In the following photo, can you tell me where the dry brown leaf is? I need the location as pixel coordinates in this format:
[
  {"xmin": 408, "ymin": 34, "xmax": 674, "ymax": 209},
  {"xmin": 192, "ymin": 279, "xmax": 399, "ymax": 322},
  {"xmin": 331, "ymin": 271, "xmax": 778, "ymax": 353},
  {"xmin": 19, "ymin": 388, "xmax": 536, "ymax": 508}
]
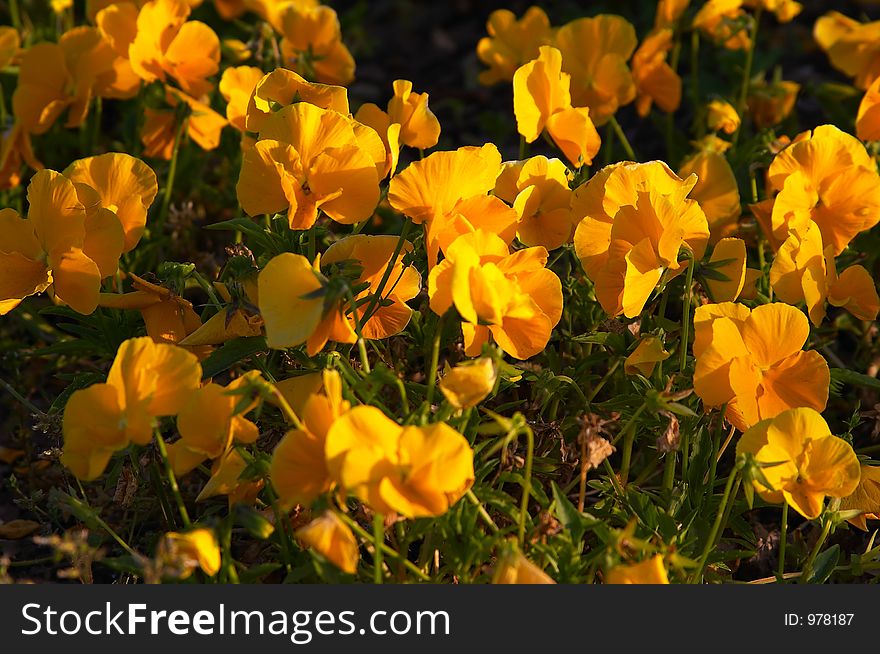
[{"xmin": 0, "ymin": 519, "xmax": 41, "ymax": 539}]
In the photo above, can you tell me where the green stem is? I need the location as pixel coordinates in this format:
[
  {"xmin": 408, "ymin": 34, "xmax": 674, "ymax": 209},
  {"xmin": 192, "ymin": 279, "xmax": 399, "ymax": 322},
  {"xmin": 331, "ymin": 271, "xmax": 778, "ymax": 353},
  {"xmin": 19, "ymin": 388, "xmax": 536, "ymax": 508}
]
[
  {"xmin": 158, "ymin": 116, "xmax": 187, "ymax": 231},
  {"xmin": 608, "ymin": 115, "xmax": 637, "ymax": 161},
  {"xmin": 616, "ymin": 403, "xmax": 647, "ymax": 486},
  {"xmin": 466, "ymin": 489, "xmax": 499, "ymax": 532},
  {"xmin": 307, "ymin": 224, "xmax": 317, "ymax": 261},
  {"xmin": 75, "ymin": 481, "xmax": 140, "ymax": 559},
  {"xmin": 336, "ymin": 511, "xmax": 430, "ymax": 581},
  {"xmin": 691, "ymin": 30, "xmax": 703, "ymax": 138},
  {"xmin": 372, "ymin": 513, "xmax": 385, "ymax": 584},
  {"xmin": 223, "ymin": 510, "xmax": 239, "ymax": 584},
  {"xmin": 0, "ymin": 375, "xmax": 44, "ymax": 416},
  {"xmin": 519, "ymin": 135, "xmax": 527, "ymax": 160},
  {"xmin": 691, "ymin": 470, "xmax": 740, "ymax": 583},
  {"xmin": 344, "ymin": 286, "xmax": 371, "ymax": 374},
  {"xmin": 679, "ymin": 253, "xmax": 695, "ymax": 374},
  {"xmin": 361, "ymin": 219, "xmax": 412, "ymax": 325},
  {"xmin": 733, "ymin": 9, "xmax": 761, "ymax": 147},
  {"xmin": 154, "ymin": 434, "xmax": 191, "ymax": 528},
  {"xmin": 778, "ymin": 501, "xmax": 788, "ymax": 580},
  {"xmin": 585, "ymin": 358, "xmax": 620, "ymax": 404},
  {"xmin": 8, "ymin": 0, "xmax": 20, "ymax": 31},
  {"xmin": 662, "ymin": 450, "xmax": 677, "ymax": 500},
  {"xmin": 518, "ymin": 425, "xmax": 535, "ymax": 547},
  {"xmin": 425, "ymin": 313, "xmax": 445, "ymax": 408},
  {"xmin": 800, "ymin": 500, "xmax": 838, "ymax": 584}
]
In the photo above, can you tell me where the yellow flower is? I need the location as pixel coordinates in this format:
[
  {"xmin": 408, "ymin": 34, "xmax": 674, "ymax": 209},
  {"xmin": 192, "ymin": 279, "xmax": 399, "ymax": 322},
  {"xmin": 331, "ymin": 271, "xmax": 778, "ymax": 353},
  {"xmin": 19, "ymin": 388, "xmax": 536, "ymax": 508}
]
[
  {"xmin": 237, "ymin": 102, "xmax": 383, "ymax": 230},
  {"xmin": 166, "ymin": 371, "xmax": 261, "ymax": 476},
  {"xmin": 278, "ymin": 2, "xmax": 354, "ymax": 85},
  {"xmin": 706, "ymin": 99, "xmax": 741, "ymax": 134},
  {"xmin": 128, "ymin": 0, "xmax": 220, "ymax": 97},
  {"xmin": 476, "ymin": 6, "xmax": 553, "ymax": 86},
  {"xmin": 295, "ymin": 511, "xmax": 359, "ymax": 574},
  {"xmin": 244, "ymin": 67, "xmax": 350, "ymax": 135},
  {"xmin": 244, "ymin": 0, "xmax": 318, "ymax": 29},
  {"xmin": 325, "ymin": 406, "xmax": 474, "ymax": 518},
  {"xmin": 679, "ymin": 150, "xmax": 741, "ymax": 243},
  {"xmin": 654, "ymin": 0, "xmax": 690, "ymax": 29},
  {"xmin": 814, "ymin": 11, "xmax": 880, "ymax": 90},
  {"xmin": 219, "ymin": 66, "xmax": 264, "ymax": 132},
  {"xmin": 493, "ymin": 156, "xmax": 574, "ymax": 250},
  {"xmin": 492, "ymin": 549, "xmax": 556, "ymax": 584},
  {"xmin": 388, "ymin": 144, "xmax": 517, "ymax": 267},
  {"xmin": 702, "ymin": 237, "xmax": 747, "ymax": 303},
  {"xmin": 763, "ymin": 125, "xmax": 880, "ymax": 256},
  {"xmin": 354, "ymin": 80, "xmax": 441, "ymax": 177},
  {"xmin": 605, "ymin": 555, "xmax": 670, "ymax": 584},
  {"xmin": 693, "ymin": 303, "xmax": 829, "ymax": 432},
  {"xmin": 141, "ymin": 88, "xmax": 228, "ymax": 159},
  {"xmin": 61, "ymin": 337, "xmax": 202, "ymax": 480},
  {"xmin": 513, "ymin": 46, "xmax": 601, "ymax": 168},
  {"xmin": 632, "ymin": 29, "xmax": 681, "ymax": 117},
  {"xmin": 840, "ymin": 465, "xmax": 880, "ymax": 530},
  {"xmin": 737, "ymin": 408, "xmax": 860, "ymax": 519},
  {"xmin": 178, "ymin": 280, "xmax": 263, "ymax": 347},
  {"xmin": 0, "ymin": 169, "xmax": 126, "ymax": 315},
  {"xmin": 51, "ymin": 0, "xmax": 73, "ymax": 11},
  {"xmin": 196, "ymin": 448, "xmax": 264, "ymax": 505},
  {"xmin": 744, "ymin": 0, "xmax": 801, "ymax": 22},
  {"xmin": 856, "ymin": 76, "xmax": 880, "ymax": 142},
  {"xmin": 0, "ymin": 124, "xmax": 41, "ymax": 191},
  {"xmin": 439, "ymin": 358, "xmax": 497, "ymax": 410},
  {"xmin": 555, "ymin": 15, "xmax": 638, "ymax": 125},
  {"xmin": 771, "ymin": 222, "xmax": 879, "ymax": 325},
  {"xmin": 624, "ymin": 336, "xmax": 670, "ymax": 377},
  {"xmin": 428, "ymin": 230, "xmax": 563, "ymax": 360},
  {"xmin": 158, "ymin": 528, "xmax": 221, "ymax": 577},
  {"xmin": 271, "ymin": 370, "xmax": 350, "ymax": 508},
  {"xmin": 747, "ymin": 80, "xmax": 799, "ymax": 129},
  {"xmin": 693, "ymin": 0, "xmax": 750, "ymax": 50},
  {"xmin": 0, "ymin": 26, "xmax": 21, "ymax": 69},
  {"xmin": 572, "ymin": 161, "xmax": 710, "ymax": 318}
]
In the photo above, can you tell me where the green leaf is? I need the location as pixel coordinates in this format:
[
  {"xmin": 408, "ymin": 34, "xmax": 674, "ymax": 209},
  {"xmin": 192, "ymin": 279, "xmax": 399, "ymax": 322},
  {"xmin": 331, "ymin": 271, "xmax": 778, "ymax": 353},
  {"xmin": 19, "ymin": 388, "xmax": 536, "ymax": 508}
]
[
  {"xmin": 200, "ymin": 336, "xmax": 267, "ymax": 380},
  {"xmin": 806, "ymin": 544, "xmax": 840, "ymax": 584},
  {"xmin": 831, "ymin": 368, "xmax": 880, "ymax": 392},
  {"xmin": 551, "ymin": 481, "xmax": 586, "ymax": 544}
]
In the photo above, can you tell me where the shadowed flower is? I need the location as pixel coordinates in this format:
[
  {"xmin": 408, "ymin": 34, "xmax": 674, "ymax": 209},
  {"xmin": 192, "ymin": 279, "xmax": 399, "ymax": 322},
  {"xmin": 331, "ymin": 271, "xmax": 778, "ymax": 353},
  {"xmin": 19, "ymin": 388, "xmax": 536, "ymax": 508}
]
[
  {"xmin": 325, "ymin": 405, "xmax": 474, "ymax": 518},
  {"xmin": 632, "ymin": 29, "xmax": 681, "ymax": 117},
  {"xmin": 814, "ymin": 11, "xmax": 880, "ymax": 90},
  {"xmin": 840, "ymin": 465, "xmax": 880, "ymax": 530},
  {"xmin": 278, "ymin": 2, "xmax": 354, "ymax": 85},
  {"xmin": 654, "ymin": 0, "xmax": 690, "ymax": 29},
  {"xmin": 493, "ymin": 156, "xmax": 574, "ymax": 250},
  {"xmin": 142, "ymin": 88, "xmax": 228, "ymax": 159},
  {"xmin": 693, "ymin": 302, "xmax": 829, "ymax": 431},
  {"xmin": 439, "ymin": 357, "xmax": 497, "ymax": 410},
  {"xmin": 572, "ymin": 161, "xmax": 710, "ymax": 318},
  {"xmin": 737, "ymin": 408, "xmax": 860, "ymax": 519},
  {"xmin": 555, "ymin": 15, "xmax": 638, "ymax": 124},
  {"xmin": 744, "ymin": 0, "xmax": 801, "ymax": 23},
  {"xmin": 61, "ymin": 337, "xmax": 202, "ymax": 479},
  {"xmin": 747, "ymin": 79, "xmax": 799, "ymax": 129},
  {"xmin": 702, "ymin": 237, "xmax": 747, "ymax": 303},
  {"xmin": 476, "ymin": 6, "xmax": 553, "ymax": 86},
  {"xmin": 606, "ymin": 555, "xmax": 670, "ymax": 584},
  {"xmin": 707, "ymin": 99, "xmax": 740, "ymax": 134},
  {"xmin": 679, "ymin": 150, "xmax": 741, "ymax": 243},
  {"xmin": 856, "ymin": 76, "xmax": 880, "ymax": 141},
  {"xmin": 624, "ymin": 336, "xmax": 670, "ymax": 377},
  {"xmin": 492, "ymin": 547, "xmax": 556, "ymax": 584},
  {"xmin": 693, "ymin": 0, "xmax": 750, "ymax": 50},
  {"xmin": 219, "ymin": 65, "xmax": 264, "ymax": 132},
  {"xmin": 157, "ymin": 528, "xmax": 221, "ymax": 578},
  {"xmin": 296, "ymin": 511, "xmax": 359, "ymax": 574}
]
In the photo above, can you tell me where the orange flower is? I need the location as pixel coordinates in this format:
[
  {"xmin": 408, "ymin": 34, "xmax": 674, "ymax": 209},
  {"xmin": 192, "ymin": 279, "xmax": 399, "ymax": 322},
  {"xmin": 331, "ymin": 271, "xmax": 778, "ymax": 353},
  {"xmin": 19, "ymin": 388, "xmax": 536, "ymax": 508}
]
[
  {"xmin": 572, "ymin": 161, "xmax": 710, "ymax": 318},
  {"xmin": 702, "ymin": 237, "xmax": 747, "ymax": 303},
  {"xmin": 706, "ymin": 99, "xmax": 740, "ymax": 134},
  {"xmin": 693, "ymin": 0, "xmax": 750, "ymax": 51},
  {"xmin": 219, "ymin": 65, "xmax": 264, "ymax": 132},
  {"xmin": 693, "ymin": 302, "xmax": 829, "ymax": 431},
  {"xmin": 0, "ymin": 26, "xmax": 20, "ymax": 69},
  {"xmin": 493, "ymin": 155, "xmax": 574, "ymax": 250},
  {"xmin": 61, "ymin": 337, "xmax": 202, "ymax": 479},
  {"xmin": 606, "ymin": 555, "xmax": 670, "ymax": 584},
  {"xmin": 428, "ymin": 230, "xmax": 562, "ymax": 360},
  {"xmin": 632, "ymin": 29, "xmax": 681, "ymax": 117},
  {"xmin": 654, "ymin": 0, "xmax": 690, "ymax": 29},
  {"xmin": 492, "ymin": 548, "xmax": 556, "ymax": 584},
  {"xmin": 840, "ymin": 465, "xmax": 880, "ymax": 530},
  {"xmin": 513, "ymin": 46, "xmax": 602, "ymax": 168},
  {"xmin": 295, "ymin": 511, "xmax": 359, "ymax": 574},
  {"xmin": 679, "ymin": 150, "xmax": 741, "ymax": 243},
  {"xmin": 0, "ymin": 124, "xmax": 42, "ymax": 190},
  {"xmin": 237, "ymin": 102, "xmax": 383, "ymax": 230},
  {"xmin": 624, "ymin": 336, "xmax": 670, "ymax": 377},
  {"xmin": 178, "ymin": 280, "xmax": 263, "ymax": 347},
  {"xmin": 744, "ymin": 0, "xmax": 801, "ymax": 22},
  {"xmin": 0, "ymin": 169, "xmax": 126, "ymax": 315},
  {"xmin": 142, "ymin": 88, "xmax": 228, "ymax": 159},
  {"xmin": 128, "ymin": 0, "xmax": 220, "ymax": 97},
  {"xmin": 856, "ymin": 76, "xmax": 880, "ymax": 141},
  {"xmin": 814, "ymin": 11, "xmax": 880, "ymax": 90},
  {"xmin": 278, "ymin": 2, "xmax": 354, "ymax": 85},
  {"xmin": 747, "ymin": 79, "xmax": 799, "ymax": 129},
  {"xmin": 388, "ymin": 144, "xmax": 517, "ymax": 267},
  {"xmin": 476, "ymin": 6, "xmax": 553, "ymax": 86},
  {"xmin": 555, "ymin": 15, "xmax": 637, "ymax": 124}
]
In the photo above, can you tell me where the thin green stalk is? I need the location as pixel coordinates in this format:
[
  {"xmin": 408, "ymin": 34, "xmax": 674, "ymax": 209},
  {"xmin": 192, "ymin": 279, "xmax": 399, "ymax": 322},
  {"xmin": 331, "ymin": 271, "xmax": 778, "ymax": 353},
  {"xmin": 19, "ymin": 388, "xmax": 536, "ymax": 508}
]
[
  {"xmin": 466, "ymin": 489, "xmax": 499, "ymax": 532},
  {"xmin": 157, "ymin": 116, "xmax": 187, "ymax": 231},
  {"xmin": 616, "ymin": 403, "xmax": 647, "ymax": 486},
  {"xmin": 361, "ymin": 219, "xmax": 412, "ymax": 324},
  {"xmin": 800, "ymin": 500, "xmax": 839, "ymax": 584},
  {"xmin": 344, "ymin": 285, "xmax": 371, "ymax": 374},
  {"xmin": 706, "ymin": 406, "xmax": 727, "ymax": 491},
  {"xmin": 662, "ymin": 450, "xmax": 677, "ymax": 500},
  {"xmin": 0, "ymin": 375, "xmax": 44, "ymax": 416},
  {"xmin": 9, "ymin": 0, "xmax": 20, "ymax": 31},
  {"xmin": 608, "ymin": 115, "xmax": 637, "ymax": 161},
  {"xmin": 75, "ymin": 481, "xmax": 140, "ymax": 559},
  {"xmin": 335, "ymin": 511, "xmax": 430, "ymax": 581},
  {"xmin": 307, "ymin": 224, "xmax": 317, "ymax": 262},
  {"xmin": 602, "ymin": 458, "xmax": 627, "ymax": 500},
  {"xmin": 373, "ymin": 513, "xmax": 385, "ymax": 584},
  {"xmin": 89, "ymin": 97, "xmax": 102, "ymax": 155},
  {"xmin": 519, "ymin": 135, "xmax": 527, "ymax": 160},
  {"xmin": 691, "ymin": 31, "xmax": 703, "ymax": 138},
  {"xmin": 154, "ymin": 434, "xmax": 191, "ymax": 528},
  {"xmin": 778, "ymin": 501, "xmax": 788, "ymax": 580},
  {"xmin": 223, "ymin": 510, "xmax": 240, "ymax": 584},
  {"xmin": 691, "ymin": 470, "xmax": 740, "ymax": 583},
  {"xmin": 518, "ymin": 425, "xmax": 535, "ymax": 546},
  {"xmin": 733, "ymin": 9, "xmax": 761, "ymax": 147},
  {"xmin": 679, "ymin": 253, "xmax": 695, "ymax": 373},
  {"xmin": 586, "ymin": 358, "xmax": 620, "ymax": 404},
  {"xmin": 425, "ymin": 313, "xmax": 446, "ymax": 408}
]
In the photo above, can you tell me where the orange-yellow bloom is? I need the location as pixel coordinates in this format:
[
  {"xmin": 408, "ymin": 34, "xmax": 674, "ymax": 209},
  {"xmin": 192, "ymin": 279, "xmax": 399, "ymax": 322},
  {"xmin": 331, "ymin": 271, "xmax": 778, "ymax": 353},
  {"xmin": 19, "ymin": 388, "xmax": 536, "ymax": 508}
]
[
  {"xmin": 624, "ymin": 336, "xmax": 670, "ymax": 377},
  {"xmin": 0, "ymin": 26, "xmax": 20, "ymax": 69},
  {"xmin": 555, "ymin": 15, "xmax": 638, "ymax": 124},
  {"xmin": 814, "ymin": 11, "xmax": 880, "ymax": 90},
  {"xmin": 325, "ymin": 406, "xmax": 474, "ymax": 518},
  {"xmin": 237, "ymin": 103, "xmax": 382, "ymax": 230},
  {"xmin": 693, "ymin": 0, "xmax": 750, "ymax": 50},
  {"xmin": 296, "ymin": 511, "xmax": 358, "ymax": 574},
  {"xmin": 605, "ymin": 555, "xmax": 670, "ymax": 584},
  {"xmin": 693, "ymin": 302, "xmax": 829, "ymax": 432},
  {"xmin": 572, "ymin": 161, "xmax": 710, "ymax": 318},
  {"xmin": 476, "ymin": 6, "xmax": 553, "ymax": 86},
  {"xmin": 271, "ymin": 370, "xmax": 349, "ymax": 508},
  {"xmin": 492, "ymin": 548, "xmax": 556, "ymax": 584},
  {"xmin": 439, "ymin": 357, "xmax": 497, "ymax": 410},
  {"xmin": 219, "ymin": 65, "xmax": 264, "ymax": 132},
  {"xmin": 702, "ymin": 237, "xmax": 747, "ymax": 303},
  {"xmin": 128, "ymin": 0, "xmax": 220, "ymax": 97},
  {"xmin": 513, "ymin": 46, "xmax": 601, "ymax": 168},
  {"xmin": 61, "ymin": 337, "xmax": 202, "ymax": 480},
  {"xmin": 679, "ymin": 150, "xmax": 741, "ymax": 243},
  {"xmin": 737, "ymin": 408, "xmax": 860, "ymax": 519},
  {"xmin": 428, "ymin": 230, "xmax": 562, "ymax": 360},
  {"xmin": 142, "ymin": 88, "xmax": 228, "ymax": 159},
  {"xmin": 747, "ymin": 80, "xmax": 799, "ymax": 129},
  {"xmin": 654, "ymin": 0, "xmax": 690, "ymax": 29},
  {"xmin": 707, "ymin": 99, "xmax": 740, "ymax": 135},
  {"xmin": 744, "ymin": 0, "xmax": 801, "ymax": 22},
  {"xmin": 856, "ymin": 76, "xmax": 880, "ymax": 141},
  {"xmin": 632, "ymin": 29, "xmax": 681, "ymax": 117},
  {"xmin": 278, "ymin": 2, "xmax": 354, "ymax": 85},
  {"xmin": 158, "ymin": 528, "xmax": 221, "ymax": 577},
  {"xmin": 493, "ymin": 156, "xmax": 574, "ymax": 250},
  {"xmin": 840, "ymin": 465, "xmax": 880, "ymax": 530}
]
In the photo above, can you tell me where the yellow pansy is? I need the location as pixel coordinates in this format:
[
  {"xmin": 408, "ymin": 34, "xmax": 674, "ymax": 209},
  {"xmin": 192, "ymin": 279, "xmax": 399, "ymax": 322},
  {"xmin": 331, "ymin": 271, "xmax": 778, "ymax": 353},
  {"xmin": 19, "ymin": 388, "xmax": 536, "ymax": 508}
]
[
  {"xmin": 693, "ymin": 0, "xmax": 750, "ymax": 50},
  {"xmin": 624, "ymin": 336, "xmax": 670, "ymax": 377},
  {"xmin": 296, "ymin": 511, "xmax": 359, "ymax": 575},
  {"xmin": 632, "ymin": 29, "xmax": 681, "ymax": 117},
  {"xmin": 606, "ymin": 555, "xmax": 670, "ymax": 584},
  {"xmin": 158, "ymin": 528, "xmax": 221, "ymax": 577},
  {"xmin": 707, "ymin": 99, "xmax": 741, "ymax": 134},
  {"xmin": 439, "ymin": 358, "xmax": 497, "ymax": 410},
  {"xmin": 840, "ymin": 465, "xmax": 880, "ymax": 530},
  {"xmin": 476, "ymin": 6, "xmax": 553, "ymax": 86},
  {"xmin": 277, "ymin": 2, "xmax": 354, "ymax": 85},
  {"xmin": 814, "ymin": 11, "xmax": 880, "ymax": 90},
  {"xmin": 747, "ymin": 80, "xmax": 799, "ymax": 129},
  {"xmin": 703, "ymin": 237, "xmax": 747, "ymax": 303},
  {"xmin": 219, "ymin": 66, "xmax": 264, "ymax": 132},
  {"xmin": 679, "ymin": 150, "xmax": 741, "ymax": 243}
]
